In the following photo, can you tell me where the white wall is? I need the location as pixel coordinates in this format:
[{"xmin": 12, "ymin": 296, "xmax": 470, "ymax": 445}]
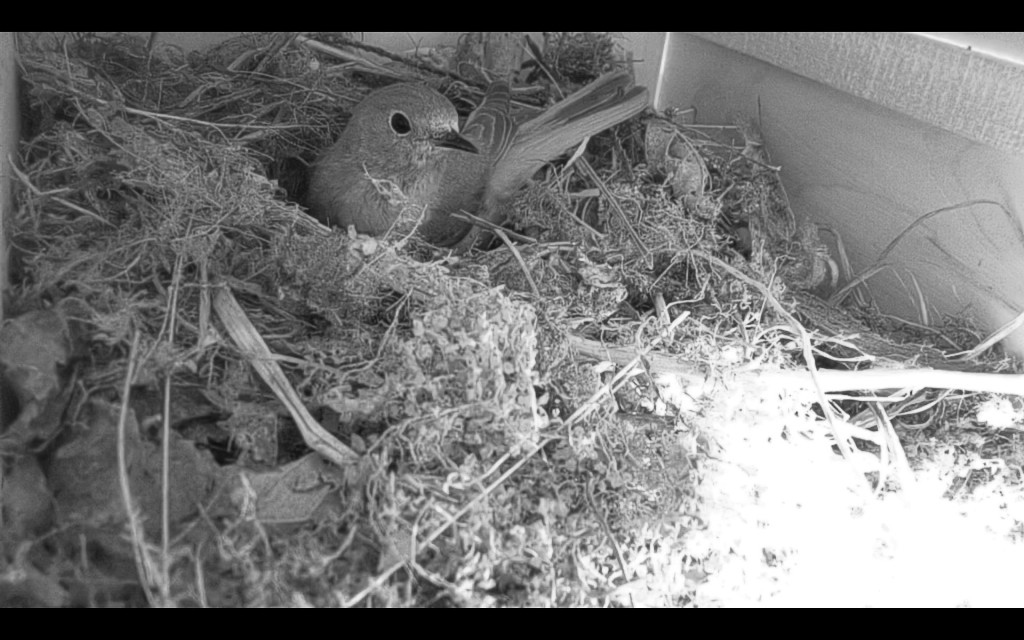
[
  {"xmin": 922, "ymin": 32, "xmax": 1024, "ymax": 65},
  {"xmin": 657, "ymin": 33, "xmax": 1024, "ymax": 356}
]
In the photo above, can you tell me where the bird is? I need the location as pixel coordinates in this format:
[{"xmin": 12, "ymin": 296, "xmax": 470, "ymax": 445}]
[{"xmin": 307, "ymin": 71, "xmax": 649, "ymax": 248}]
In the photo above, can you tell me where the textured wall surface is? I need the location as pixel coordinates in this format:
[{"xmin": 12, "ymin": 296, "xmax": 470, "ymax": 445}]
[{"xmin": 691, "ymin": 32, "xmax": 1024, "ymax": 157}]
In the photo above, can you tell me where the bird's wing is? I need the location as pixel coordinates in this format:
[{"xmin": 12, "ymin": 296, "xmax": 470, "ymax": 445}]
[
  {"xmin": 488, "ymin": 71, "xmax": 649, "ymax": 202},
  {"xmin": 461, "ymin": 81, "xmax": 517, "ymax": 160}
]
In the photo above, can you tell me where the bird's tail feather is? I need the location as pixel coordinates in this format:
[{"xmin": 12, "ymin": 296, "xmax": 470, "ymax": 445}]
[{"xmin": 489, "ymin": 71, "xmax": 649, "ymax": 198}]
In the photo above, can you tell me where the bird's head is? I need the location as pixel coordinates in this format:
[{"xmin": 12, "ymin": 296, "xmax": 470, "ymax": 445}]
[{"xmin": 345, "ymin": 83, "xmax": 478, "ymax": 174}]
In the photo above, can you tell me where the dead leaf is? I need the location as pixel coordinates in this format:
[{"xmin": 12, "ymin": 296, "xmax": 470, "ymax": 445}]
[
  {"xmin": 223, "ymin": 402, "xmax": 279, "ymax": 468},
  {"xmin": 0, "ymin": 309, "xmax": 73, "ymax": 443},
  {"xmin": 1, "ymin": 455, "xmax": 54, "ymax": 537},
  {"xmin": 133, "ymin": 431, "xmax": 221, "ymax": 538},
  {"xmin": 644, "ymin": 119, "xmax": 709, "ymax": 199},
  {"xmin": 47, "ymin": 397, "xmax": 220, "ymax": 537},
  {"xmin": 0, "ymin": 543, "xmax": 69, "ymax": 607},
  {"xmin": 47, "ymin": 398, "xmax": 141, "ymax": 529},
  {"xmin": 239, "ymin": 453, "xmax": 343, "ymax": 524},
  {"xmin": 377, "ymin": 528, "xmax": 414, "ymax": 573}
]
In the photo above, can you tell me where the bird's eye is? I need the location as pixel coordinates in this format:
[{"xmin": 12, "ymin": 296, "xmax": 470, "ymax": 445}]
[{"xmin": 389, "ymin": 112, "xmax": 412, "ymax": 135}]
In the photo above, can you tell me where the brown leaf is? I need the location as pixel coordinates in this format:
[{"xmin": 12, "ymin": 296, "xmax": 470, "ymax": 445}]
[
  {"xmin": 133, "ymin": 431, "xmax": 221, "ymax": 538},
  {"xmin": 47, "ymin": 398, "xmax": 142, "ymax": 529},
  {"xmin": 644, "ymin": 119, "xmax": 709, "ymax": 199},
  {"xmin": 1, "ymin": 455, "xmax": 54, "ymax": 537},
  {"xmin": 237, "ymin": 453, "xmax": 343, "ymax": 524},
  {"xmin": 0, "ymin": 543, "xmax": 69, "ymax": 607},
  {"xmin": 0, "ymin": 309, "xmax": 73, "ymax": 443},
  {"xmin": 48, "ymin": 396, "xmax": 223, "ymax": 542}
]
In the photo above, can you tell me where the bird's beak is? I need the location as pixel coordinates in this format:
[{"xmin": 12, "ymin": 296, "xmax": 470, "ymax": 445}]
[{"xmin": 433, "ymin": 130, "xmax": 478, "ymax": 154}]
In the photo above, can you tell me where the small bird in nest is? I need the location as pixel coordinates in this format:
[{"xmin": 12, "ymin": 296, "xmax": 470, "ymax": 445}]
[{"xmin": 307, "ymin": 71, "xmax": 649, "ymax": 248}]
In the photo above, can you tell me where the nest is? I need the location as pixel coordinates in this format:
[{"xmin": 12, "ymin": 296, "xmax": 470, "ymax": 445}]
[{"xmin": 2, "ymin": 32, "xmax": 1022, "ymax": 608}]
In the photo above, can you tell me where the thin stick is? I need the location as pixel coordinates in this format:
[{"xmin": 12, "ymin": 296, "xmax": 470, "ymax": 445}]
[
  {"xmin": 125, "ymin": 106, "xmax": 309, "ymax": 131},
  {"xmin": 252, "ymin": 32, "xmax": 296, "ymax": 76},
  {"xmin": 818, "ymin": 224, "xmax": 867, "ymax": 306},
  {"xmin": 585, "ymin": 478, "xmax": 632, "ymax": 594},
  {"xmin": 292, "ymin": 35, "xmax": 407, "ymax": 81},
  {"xmin": 117, "ymin": 331, "xmax": 158, "ymax": 606},
  {"xmin": 872, "ymin": 404, "xmax": 891, "ymax": 498},
  {"xmin": 491, "ymin": 227, "xmax": 542, "ymax": 299},
  {"xmin": 688, "ymin": 250, "xmax": 860, "ymax": 469},
  {"xmin": 577, "ymin": 157, "xmax": 650, "ymax": 263},
  {"xmin": 958, "ymin": 307, "xmax": 1024, "ymax": 361},
  {"xmin": 876, "ymin": 199, "xmax": 1024, "ymax": 265},
  {"xmin": 871, "ymin": 404, "xmax": 916, "ymax": 493},
  {"xmin": 213, "ymin": 287, "xmax": 358, "ymax": 466},
  {"xmin": 451, "ymin": 210, "xmax": 538, "ymax": 244},
  {"xmin": 569, "ymin": 334, "xmax": 1024, "ymax": 395},
  {"xmin": 522, "ymin": 35, "xmax": 565, "ymax": 100},
  {"xmin": 159, "ymin": 254, "xmax": 184, "ymax": 604},
  {"xmin": 907, "ymin": 270, "xmax": 929, "ymax": 326},
  {"xmin": 8, "ymin": 160, "xmax": 117, "ymax": 228},
  {"xmin": 297, "ymin": 34, "xmax": 478, "ymax": 86},
  {"xmin": 829, "ymin": 263, "xmax": 893, "ymax": 306}
]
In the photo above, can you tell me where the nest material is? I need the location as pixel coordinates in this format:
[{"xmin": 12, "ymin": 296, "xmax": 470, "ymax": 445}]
[{"xmin": 2, "ymin": 32, "xmax": 1017, "ymax": 608}]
